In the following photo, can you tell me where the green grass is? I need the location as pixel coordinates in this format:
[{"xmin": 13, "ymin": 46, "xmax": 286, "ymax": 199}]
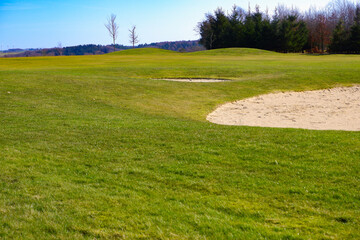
[{"xmin": 0, "ymin": 48, "xmax": 359, "ymax": 239}]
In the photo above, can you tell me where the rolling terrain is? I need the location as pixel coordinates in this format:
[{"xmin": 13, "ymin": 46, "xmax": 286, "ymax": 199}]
[{"xmin": 0, "ymin": 48, "xmax": 359, "ymax": 239}]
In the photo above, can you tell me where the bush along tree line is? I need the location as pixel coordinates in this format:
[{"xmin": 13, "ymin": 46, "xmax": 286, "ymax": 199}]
[{"xmin": 198, "ymin": 0, "xmax": 360, "ymax": 53}]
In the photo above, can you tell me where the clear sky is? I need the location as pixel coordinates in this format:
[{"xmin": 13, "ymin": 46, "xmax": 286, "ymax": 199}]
[{"xmin": 0, "ymin": 0, "xmax": 332, "ymax": 50}]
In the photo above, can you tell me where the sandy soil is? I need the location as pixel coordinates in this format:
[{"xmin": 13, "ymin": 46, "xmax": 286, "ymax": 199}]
[
  {"xmin": 207, "ymin": 86, "xmax": 360, "ymax": 131},
  {"xmin": 156, "ymin": 78, "xmax": 230, "ymax": 82}
]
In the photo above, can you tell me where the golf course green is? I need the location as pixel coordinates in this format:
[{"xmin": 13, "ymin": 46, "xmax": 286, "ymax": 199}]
[{"xmin": 0, "ymin": 48, "xmax": 359, "ymax": 239}]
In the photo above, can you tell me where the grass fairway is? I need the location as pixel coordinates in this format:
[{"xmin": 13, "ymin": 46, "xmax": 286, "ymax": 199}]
[{"xmin": 0, "ymin": 48, "xmax": 359, "ymax": 239}]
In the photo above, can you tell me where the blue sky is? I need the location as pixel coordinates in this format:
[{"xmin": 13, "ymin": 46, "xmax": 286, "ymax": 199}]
[{"xmin": 0, "ymin": 0, "xmax": 331, "ymax": 50}]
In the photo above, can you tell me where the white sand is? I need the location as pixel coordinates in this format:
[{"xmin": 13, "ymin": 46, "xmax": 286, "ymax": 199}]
[
  {"xmin": 155, "ymin": 78, "xmax": 230, "ymax": 82},
  {"xmin": 207, "ymin": 86, "xmax": 360, "ymax": 131}
]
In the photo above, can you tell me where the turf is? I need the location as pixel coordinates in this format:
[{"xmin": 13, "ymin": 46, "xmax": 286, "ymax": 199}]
[{"xmin": 0, "ymin": 48, "xmax": 359, "ymax": 239}]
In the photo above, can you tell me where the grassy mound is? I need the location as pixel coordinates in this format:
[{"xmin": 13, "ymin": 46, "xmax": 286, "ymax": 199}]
[
  {"xmin": 108, "ymin": 47, "xmax": 178, "ymax": 55},
  {"xmin": 189, "ymin": 47, "xmax": 279, "ymax": 56}
]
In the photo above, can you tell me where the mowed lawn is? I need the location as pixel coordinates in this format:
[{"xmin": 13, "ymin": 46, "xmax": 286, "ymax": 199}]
[{"xmin": 0, "ymin": 48, "xmax": 359, "ymax": 239}]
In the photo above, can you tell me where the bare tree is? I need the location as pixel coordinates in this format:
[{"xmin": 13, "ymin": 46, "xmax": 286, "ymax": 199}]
[
  {"xmin": 105, "ymin": 14, "xmax": 119, "ymax": 52},
  {"xmin": 55, "ymin": 42, "xmax": 63, "ymax": 56},
  {"xmin": 315, "ymin": 13, "xmax": 331, "ymax": 52},
  {"xmin": 305, "ymin": 6, "xmax": 317, "ymax": 51},
  {"xmin": 128, "ymin": 25, "xmax": 139, "ymax": 48},
  {"xmin": 327, "ymin": 0, "xmax": 357, "ymax": 30}
]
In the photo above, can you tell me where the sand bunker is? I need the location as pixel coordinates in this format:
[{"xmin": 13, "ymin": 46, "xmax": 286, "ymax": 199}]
[
  {"xmin": 156, "ymin": 78, "xmax": 230, "ymax": 82},
  {"xmin": 207, "ymin": 86, "xmax": 360, "ymax": 131}
]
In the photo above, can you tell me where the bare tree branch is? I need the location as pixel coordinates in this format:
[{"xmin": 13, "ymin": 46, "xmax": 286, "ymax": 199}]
[
  {"xmin": 55, "ymin": 42, "xmax": 63, "ymax": 56},
  {"xmin": 105, "ymin": 14, "xmax": 119, "ymax": 52},
  {"xmin": 129, "ymin": 25, "xmax": 139, "ymax": 48}
]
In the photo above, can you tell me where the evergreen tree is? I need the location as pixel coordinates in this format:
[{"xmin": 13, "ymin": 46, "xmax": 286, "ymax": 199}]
[
  {"xmin": 349, "ymin": 7, "xmax": 360, "ymax": 53},
  {"xmin": 197, "ymin": 5, "xmax": 311, "ymax": 53},
  {"xmin": 198, "ymin": 15, "xmax": 216, "ymax": 49},
  {"xmin": 270, "ymin": 11, "xmax": 281, "ymax": 51},
  {"xmin": 228, "ymin": 6, "xmax": 245, "ymax": 47},
  {"xmin": 277, "ymin": 15, "xmax": 308, "ymax": 52},
  {"xmin": 329, "ymin": 20, "xmax": 349, "ymax": 53},
  {"xmin": 260, "ymin": 18, "xmax": 275, "ymax": 50},
  {"xmin": 243, "ymin": 14, "xmax": 256, "ymax": 47},
  {"xmin": 252, "ymin": 10, "xmax": 264, "ymax": 48},
  {"xmin": 212, "ymin": 8, "xmax": 231, "ymax": 48}
]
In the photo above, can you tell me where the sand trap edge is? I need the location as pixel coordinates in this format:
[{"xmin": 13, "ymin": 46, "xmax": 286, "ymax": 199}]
[{"xmin": 207, "ymin": 85, "xmax": 360, "ymax": 131}]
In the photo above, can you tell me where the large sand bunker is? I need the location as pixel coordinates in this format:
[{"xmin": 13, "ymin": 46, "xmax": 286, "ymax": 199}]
[{"xmin": 207, "ymin": 86, "xmax": 360, "ymax": 131}]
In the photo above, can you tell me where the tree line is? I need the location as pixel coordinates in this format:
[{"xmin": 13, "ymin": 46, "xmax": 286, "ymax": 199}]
[
  {"xmin": 0, "ymin": 41, "xmax": 204, "ymax": 58},
  {"xmin": 198, "ymin": 0, "xmax": 360, "ymax": 53}
]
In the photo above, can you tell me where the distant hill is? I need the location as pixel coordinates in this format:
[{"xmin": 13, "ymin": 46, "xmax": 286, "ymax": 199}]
[
  {"xmin": 0, "ymin": 40, "xmax": 205, "ymax": 57},
  {"xmin": 2, "ymin": 48, "xmax": 26, "ymax": 53}
]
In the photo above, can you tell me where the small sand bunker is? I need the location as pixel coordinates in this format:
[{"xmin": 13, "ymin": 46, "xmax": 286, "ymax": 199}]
[
  {"xmin": 156, "ymin": 78, "xmax": 230, "ymax": 82},
  {"xmin": 207, "ymin": 86, "xmax": 360, "ymax": 131}
]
